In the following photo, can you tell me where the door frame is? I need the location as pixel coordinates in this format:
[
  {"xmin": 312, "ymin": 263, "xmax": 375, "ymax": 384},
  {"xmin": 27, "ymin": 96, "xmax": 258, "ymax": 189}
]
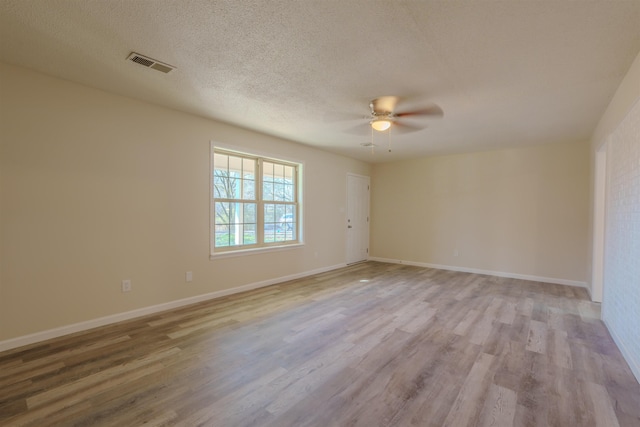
[
  {"xmin": 346, "ymin": 173, "xmax": 370, "ymax": 265},
  {"xmin": 591, "ymin": 143, "xmax": 607, "ymax": 303}
]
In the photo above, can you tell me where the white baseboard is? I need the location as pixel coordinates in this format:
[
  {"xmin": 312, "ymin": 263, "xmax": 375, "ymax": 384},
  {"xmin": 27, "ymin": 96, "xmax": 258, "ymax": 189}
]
[
  {"xmin": 583, "ymin": 282, "xmax": 594, "ymax": 300},
  {"xmin": 368, "ymin": 257, "xmax": 588, "ymax": 289},
  {"xmin": 0, "ymin": 263, "xmax": 347, "ymax": 353},
  {"xmin": 603, "ymin": 318, "xmax": 640, "ymax": 385}
]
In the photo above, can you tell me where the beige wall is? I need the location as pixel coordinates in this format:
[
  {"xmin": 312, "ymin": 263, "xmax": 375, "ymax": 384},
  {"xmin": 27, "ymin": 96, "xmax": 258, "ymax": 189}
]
[
  {"xmin": 0, "ymin": 63, "xmax": 370, "ymax": 341},
  {"xmin": 370, "ymin": 141, "xmax": 590, "ymax": 283}
]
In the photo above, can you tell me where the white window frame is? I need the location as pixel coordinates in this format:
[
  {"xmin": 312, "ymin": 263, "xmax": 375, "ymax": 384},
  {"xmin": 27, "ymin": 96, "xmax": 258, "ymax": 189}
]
[{"xmin": 210, "ymin": 145, "xmax": 303, "ymax": 258}]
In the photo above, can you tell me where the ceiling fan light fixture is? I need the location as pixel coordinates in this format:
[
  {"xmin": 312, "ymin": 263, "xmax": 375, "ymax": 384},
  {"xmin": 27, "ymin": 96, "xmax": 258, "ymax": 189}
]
[{"xmin": 371, "ymin": 119, "xmax": 391, "ymax": 132}]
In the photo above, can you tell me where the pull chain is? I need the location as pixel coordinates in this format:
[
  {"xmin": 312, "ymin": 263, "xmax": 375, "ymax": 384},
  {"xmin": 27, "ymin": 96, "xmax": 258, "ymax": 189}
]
[{"xmin": 370, "ymin": 125, "xmax": 375, "ymax": 155}]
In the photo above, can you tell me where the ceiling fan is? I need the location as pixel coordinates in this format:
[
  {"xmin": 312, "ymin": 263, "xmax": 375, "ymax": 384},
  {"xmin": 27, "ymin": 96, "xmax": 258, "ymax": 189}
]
[
  {"xmin": 334, "ymin": 96, "xmax": 443, "ymax": 152},
  {"xmin": 363, "ymin": 96, "xmax": 444, "ymax": 134}
]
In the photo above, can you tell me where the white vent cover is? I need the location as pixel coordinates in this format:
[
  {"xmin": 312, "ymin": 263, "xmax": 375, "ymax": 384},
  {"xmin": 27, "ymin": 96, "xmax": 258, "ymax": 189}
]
[{"xmin": 127, "ymin": 52, "xmax": 175, "ymax": 74}]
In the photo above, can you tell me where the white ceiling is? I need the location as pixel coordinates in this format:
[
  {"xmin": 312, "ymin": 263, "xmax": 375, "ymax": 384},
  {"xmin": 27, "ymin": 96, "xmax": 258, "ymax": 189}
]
[{"xmin": 1, "ymin": 1, "xmax": 639, "ymax": 163}]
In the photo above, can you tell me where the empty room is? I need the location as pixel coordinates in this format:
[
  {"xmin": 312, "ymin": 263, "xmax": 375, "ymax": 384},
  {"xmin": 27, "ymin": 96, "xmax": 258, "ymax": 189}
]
[{"xmin": 1, "ymin": 1, "xmax": 639, "ymax": 426}]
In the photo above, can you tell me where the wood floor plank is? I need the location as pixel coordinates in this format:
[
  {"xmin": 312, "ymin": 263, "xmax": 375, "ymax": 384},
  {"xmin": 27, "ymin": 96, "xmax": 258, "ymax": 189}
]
[
  {"xmin": 587, "ymin": 381, "xmax": 621, "ymax": 427},
  {"xmin": 525, "ymin": 319, "xmax": 548, "ymax": 354},
  {"xmin": 453, "ymin": 309, "xmax": 481, "ymax": 336},
  {"xmin": 398, "ymin": 307, "xmax": 437, "ymax": 334},
  {"xmin": 469, "ymin": 315, "xmax": 495, "ymax": 346},
  {"xmin": 548, "ymin": 328, "xmax": 573, "ymax": 369},
  {"xmin": 514, "ymin": 351, "xmax": 549, "ymax": 426},
  {"xmin": 1, "ymin": 262, "xmax": 638, "ymax": 426},
  {"xmin": 478, "ymin": 384, "xmax": 517, "ymax": 427},
  {"xmin": 442, "ymin": 352, "xmax": 496, "ymax": 427},
  {"xmin": 497, "ymin": 301, "xmax": 517, "ymax": 325}
]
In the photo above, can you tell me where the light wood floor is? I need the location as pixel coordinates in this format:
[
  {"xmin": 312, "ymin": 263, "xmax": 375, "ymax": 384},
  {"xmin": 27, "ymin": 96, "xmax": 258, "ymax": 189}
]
[{"xmin": 1, "ymin": 262, "xmax": 639, "ymax": 426}]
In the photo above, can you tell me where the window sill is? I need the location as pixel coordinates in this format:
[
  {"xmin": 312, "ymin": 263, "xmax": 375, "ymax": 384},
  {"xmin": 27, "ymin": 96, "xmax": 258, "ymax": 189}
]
[{"xmin": 210, "ymin": 242, "xmax": 305, "ymax": 260}]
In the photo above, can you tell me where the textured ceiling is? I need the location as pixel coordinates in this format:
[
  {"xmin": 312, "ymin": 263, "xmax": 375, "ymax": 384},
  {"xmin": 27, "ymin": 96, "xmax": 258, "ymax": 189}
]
[{"xmin": 1, "ymin": 0, "xmax": 639, "ymax": 163}]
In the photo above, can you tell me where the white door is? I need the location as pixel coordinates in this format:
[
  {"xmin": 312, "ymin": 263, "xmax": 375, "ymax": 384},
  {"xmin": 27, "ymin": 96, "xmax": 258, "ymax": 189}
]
[{"xmin": 346, "ymin": 174, "xmax": 370, "ymax": 264}]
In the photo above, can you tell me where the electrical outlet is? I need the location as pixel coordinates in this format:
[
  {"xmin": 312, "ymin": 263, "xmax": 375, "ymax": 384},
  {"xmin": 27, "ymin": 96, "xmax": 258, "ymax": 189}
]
[
  {"xmin": 454, "ymin": 250, "xmax": 459, "ymax": 257},
  {"xmin": 186, "ymin": 271, "xmax": 193, "ymax": 282},
  {"xmin": 121, "ymin": 279, "xmax": 132, "ymax": 292}
]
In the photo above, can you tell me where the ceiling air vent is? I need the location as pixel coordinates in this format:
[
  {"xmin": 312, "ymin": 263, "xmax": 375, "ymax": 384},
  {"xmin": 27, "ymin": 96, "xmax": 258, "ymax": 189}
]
[{"xmin": 127, "ymin": 52, "xmax": 175, "ymax": 74}]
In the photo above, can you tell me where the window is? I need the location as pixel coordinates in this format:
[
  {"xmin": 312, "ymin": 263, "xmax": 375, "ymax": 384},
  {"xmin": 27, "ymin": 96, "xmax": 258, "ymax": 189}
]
[{"xmin": 211, "ymin": 147, "xmax": 301, "ymax": 255}]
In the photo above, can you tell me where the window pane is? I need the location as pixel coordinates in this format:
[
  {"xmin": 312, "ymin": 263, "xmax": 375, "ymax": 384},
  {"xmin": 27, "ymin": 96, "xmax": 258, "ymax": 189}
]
[
  {"xmin": 244, "ymin": 203, "xmax": 256, "ymax": 223},
  {"xmin": 285, "ymin": 227, "xmax": 295, "ymax": 241},
  {"xmin": 263, "ymin": 181, "xmax": 274, "ymax": 201},
  {"xmin": 213, "ymin": 174, "xmax": 226, "ymax": 198},
  {"xmin": 264, "ymin": 205, "xmax": 275, "ymax": 224},
  {"xmin": 286, "ymin": 183, "xmax": 295, "ymax": 202},
  {"xmin": 215, "ymin": 202, "xmax": 230, "ymax": 225},
  {"xmin": 274, "ymin": 163, "xmax": 284, "ymax": 180},
  {"xmin": 274, "ymin": 183, "xmax": 285, "ymax": 201},
  {"xmin": 275, "ymin": 204, "xmax": 286, "ymax": 221},
  {"xmin": 231, "ymin": 178, "xmax": 241, "ymax": 198},
  {"xmin": 285, "ymin": 205, "xmax": 295, "ymax": 217},
  {"xmin": 264, "ymin": 228, "xmax": 275, "ymax": 243},
  {"xmin": 228, "ymin": 156, "xmax": 242, "ymax": 177},
  {"xmin": 215, "ymin": 225, "xmax": 230, "ymax": 247},
  {"xmin": 213, "ymin": 152, "xmax": 231, "ymax": 199},
  {"xmin": 213, "ymin": 153, "xmax": 228, "ymax": 170},
  {"xmin": 264, "ymin": 205, "xmax": 276, "ymax": 235},
  {"xmin": 284, "ymin": 206, "xmax": 296, "ymax": 241},
  {"xmin": 243, "ymin": 179, "xmax": 255, "ymax": 199},
  {"xmin": 263, "ymin": 161, "xmax": 275, "ymax": 201},
  {"xmin": 284, "ymin": 165, "xmax": 294, "ymax": 180},
  {"xmin": 242, "ymin": 158, "xmax": 256, "ymax": 199},
  {"xmin": 213, "ymin": 170, "xmax": 238, "ymax": 200},
  {"xmin": 229, "ymin": 224, "xmax": 238, "ymax": 246},
  {"xmin": 263, "ymin": 162, "xmax": 274, "ymax": 182},
  {"xmin": 243, "ymin": 158, "xmax": 255, "ymax": 177},
  {"xmin": 244, "ymin": 224, "xmax": 256, "ymax": 244},
  {"xmin": 283, "ymin": 207, "xmax": 296, "ymax": 241}
]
